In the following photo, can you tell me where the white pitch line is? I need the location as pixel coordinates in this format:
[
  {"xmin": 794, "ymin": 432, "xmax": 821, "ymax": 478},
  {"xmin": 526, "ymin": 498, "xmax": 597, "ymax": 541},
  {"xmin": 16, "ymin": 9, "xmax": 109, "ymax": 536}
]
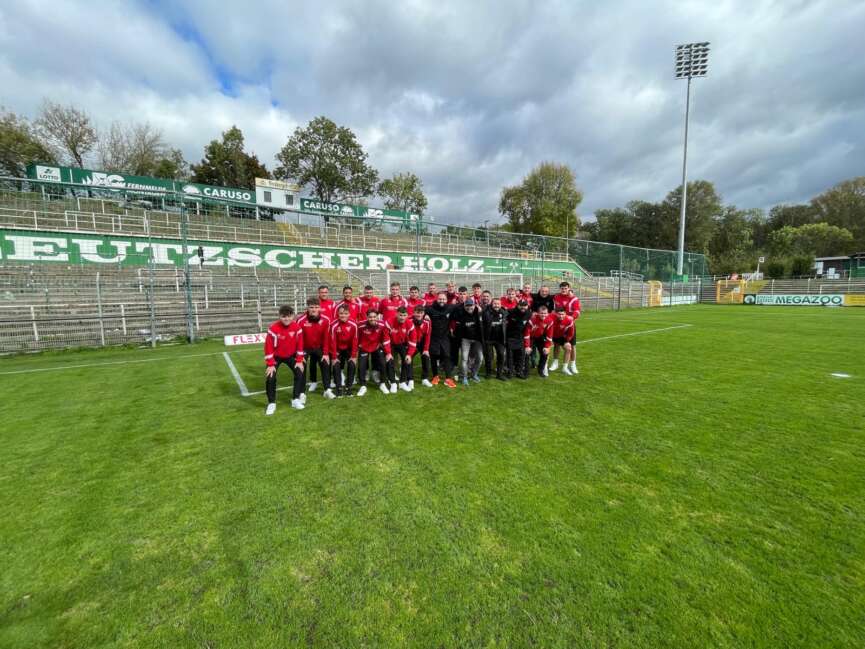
[
  {"xmin": 576, "ymin": 323, "xmax": 693, "ymax": 345},
  {"xmin": 0, "ymin": 349, "xmax": 257, "ymax": 376},
  {"xmin": 222, "ymin": 352, "xmax": 251, "ymax": 396}
]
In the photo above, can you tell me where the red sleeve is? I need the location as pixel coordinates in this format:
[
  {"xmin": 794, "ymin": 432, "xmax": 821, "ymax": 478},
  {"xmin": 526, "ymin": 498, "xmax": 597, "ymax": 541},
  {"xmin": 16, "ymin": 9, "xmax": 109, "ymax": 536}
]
[
  {"xmin": 423, "ymin": 321, "xmax": 431, "ymax": 352},
  {"xmin": 294, "ymin": 327, "xmax": 305, "ymax": 364},
  {"xmin": 407, "ymin": 325, "xmax": 418, "ymax": 357},
  {"xmin": 544, "ymin": 322, "xmax": 553, "ymax": 348},
  {"xmin": 322, "ymin": 316, "xmax": 332, "ymax": 355},
  {"xmin": 571, "ymin": 297, "xmax": 581, "ymax": 318},
  {"xmin": 264, "ymin": 325, "xmax": 277, "ymax": 366},
  {"xmin": 566, "ymin": 321, "xmax": 575, "ymax": 341},
  {"xmin": 523, "ymin": 321, "xmax": 531, "ymax": 347},
  {"xmin": 351, "ymin": 322, "xmax": 359, "ymax": 357},
  {"xmin": 381, "ymin": 325, "xmax": 392, "ymax": 354}
]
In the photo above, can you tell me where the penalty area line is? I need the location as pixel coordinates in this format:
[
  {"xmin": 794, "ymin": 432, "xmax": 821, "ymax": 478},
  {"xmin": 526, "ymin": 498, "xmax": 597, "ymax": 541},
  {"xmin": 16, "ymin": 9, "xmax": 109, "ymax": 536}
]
[
  {"xmin": 222, "ymin": 351, "xmax": 290, "ymax": 398},
  {"xmin": 576, "ymin": 324, "xmax": 693, "ymax": 345}
]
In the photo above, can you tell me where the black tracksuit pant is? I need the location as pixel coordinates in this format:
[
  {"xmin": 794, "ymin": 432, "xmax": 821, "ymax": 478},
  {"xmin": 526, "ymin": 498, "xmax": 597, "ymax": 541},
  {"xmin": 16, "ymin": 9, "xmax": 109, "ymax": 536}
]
[
  {"xmin": 304, "ymin": 348, "xmax": 331, "ymax": 386},
  {"xmin": 506, "ymin": 339, "xmax": 526, "ymax": 378},
  {"xmin": 265, "ymin": 357, "xmax": 305, "ymax": 403},
  {"xmin": 449, "ymin": 334, "xmax": 461, "ymax": 374},
  {"xmin": 530, "ymin": 338, "xmax": 548, "ymax": 377},
  {"xmin": 484, "ymin": 342, "xmax": 506, "ymax": 377},
  {"xmin": 429, "ymin": 337, "xmax": 452, "ymax": 378},
  {"xmin": 358, "ymin": 349, "xmax": 395, "ymax": 387},
  {"xmin": 392, "ymin": 344, "xmax": 414, "ymax": 383},
  {"xmin": 331, "ymin": 348, "xmax": 356, "ymax": 391}
]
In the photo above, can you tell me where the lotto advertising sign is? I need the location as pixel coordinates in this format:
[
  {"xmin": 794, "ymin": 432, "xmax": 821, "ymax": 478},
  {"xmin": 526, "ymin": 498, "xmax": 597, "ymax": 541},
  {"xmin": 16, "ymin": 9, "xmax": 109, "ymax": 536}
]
[{"xmin": 743, "ymin": 293, "xmax": 844, "ymax": 306}]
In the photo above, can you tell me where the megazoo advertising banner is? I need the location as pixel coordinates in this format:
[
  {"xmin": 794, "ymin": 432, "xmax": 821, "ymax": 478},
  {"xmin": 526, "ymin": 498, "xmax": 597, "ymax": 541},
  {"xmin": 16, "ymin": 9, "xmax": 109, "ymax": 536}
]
[{"xmin": 743, "ymin": 293, "xmax": 844, "ymax": 306}]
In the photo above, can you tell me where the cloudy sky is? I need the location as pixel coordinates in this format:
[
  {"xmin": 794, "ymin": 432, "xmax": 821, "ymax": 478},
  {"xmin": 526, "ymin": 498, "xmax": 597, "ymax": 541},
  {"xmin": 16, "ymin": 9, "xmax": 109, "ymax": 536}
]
[{"xmin": 1, "ymin": 0, "xmax": 863, "ymax": 225}]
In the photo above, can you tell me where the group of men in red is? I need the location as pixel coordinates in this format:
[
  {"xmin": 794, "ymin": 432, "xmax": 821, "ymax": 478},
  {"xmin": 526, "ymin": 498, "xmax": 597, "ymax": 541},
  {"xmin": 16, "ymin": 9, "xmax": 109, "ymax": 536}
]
[{"xmin": 263, "ymin": 280, "xmax": 581, "ymax": 414}]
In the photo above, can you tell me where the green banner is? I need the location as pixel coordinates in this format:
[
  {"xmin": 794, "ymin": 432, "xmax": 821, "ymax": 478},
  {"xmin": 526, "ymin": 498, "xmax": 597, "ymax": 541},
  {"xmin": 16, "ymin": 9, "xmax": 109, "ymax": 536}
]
[
  {"xmin": 743, "ymin": 293, "xmax": 844, "ymax": 306},
  {"xmin": 299, "ymin": 198, "xmax": 419, "ymax": 223},
  {"xmin": 0, "ymin": 229, "xmax": 583, "ymax": 277},
  {"xmin": 26, "ymin": 165, "xmax": 256, "ymax": 205}
]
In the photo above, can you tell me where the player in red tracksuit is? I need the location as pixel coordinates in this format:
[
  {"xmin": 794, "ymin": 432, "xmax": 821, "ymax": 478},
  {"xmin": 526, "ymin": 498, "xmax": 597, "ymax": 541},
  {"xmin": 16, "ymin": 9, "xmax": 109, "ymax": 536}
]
[
  {"xmin": 526, "ymin": 305, "xmax": 554, "ymax": 378},
  {"xmin": 423, "ymin": 283, "xmax": 438, "ymax": 305},
  {"xmin": 379, "ymin": 282, "xmax": 409, "ymax": 327},
  {"xmin": 356, "ymin": 309, "xmax": 396, "ymax": 396},
  {"xmin": 329, "ymin": 305, "xmax": 359, "ymax": 396},
  {"xmin": 264, "ymin": 305, "xmax": 306, "ymax": 414},
  {"xmin": 551, "ymin": 282, "xmax": 581, "ymax": 374},
  {"xmin": 296, "ymin": 298, "xmax": 333, "ymax": 398},
  {"xmin": 387, "ymin": 307, "xmax": 418, "ymax": 391},
  {"xmin": 444, "ymin": 282, "xmax": 459, "ymax": 305},
  {"xmin": 317, "ymin": 285, "xmax": 336, "ymax": 320},
  {"xmin": 519, "ymin": 284, "xmax": 534, "ymax": 309},
  {"xmin": 359, "ymin": 285, "xmax": 381, "ymax": 320},
  {"xmin": 471, "ymin": 283, "xmax": 484, "ymax": 305},
  {"xmin": 407, "ymin": 286, "xmax": 425, "ymax": 313},
  {"xmin": 335, "ymin": 285, "xmax": 362, "ymax": 322},
  {"xmin": 550, "ymin": 306, "xmax": 577, "ymax": 376},
  {"xmin": 410, "ymin": 305, "xmax": 433, "ymax": 387},
  {"xmin": 500, "ymin": 287, "xmax": 519, "ymax": 310}
]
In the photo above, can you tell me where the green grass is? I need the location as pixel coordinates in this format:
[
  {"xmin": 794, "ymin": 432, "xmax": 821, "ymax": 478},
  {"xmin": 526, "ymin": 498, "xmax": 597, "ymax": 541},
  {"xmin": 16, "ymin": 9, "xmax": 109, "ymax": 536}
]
[{"xmin": 1, "ymin": 305, "xmax": 864, "ymax": 648}]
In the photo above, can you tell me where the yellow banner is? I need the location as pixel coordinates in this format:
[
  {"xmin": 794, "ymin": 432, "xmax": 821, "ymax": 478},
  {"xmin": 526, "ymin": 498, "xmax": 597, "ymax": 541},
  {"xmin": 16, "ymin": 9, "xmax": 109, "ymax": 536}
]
[{"xmin": 843, "ymin": 294, "xmax": 865, "ymax": 307}]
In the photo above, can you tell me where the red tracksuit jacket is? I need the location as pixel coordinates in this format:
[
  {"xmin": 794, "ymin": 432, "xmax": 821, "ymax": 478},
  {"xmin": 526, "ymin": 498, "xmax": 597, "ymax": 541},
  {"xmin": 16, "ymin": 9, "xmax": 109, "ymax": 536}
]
[
  {"xmin": 329, "ymin": 319, "xmax": 359, "ymax": 357},
  {"xmin": 501, "ymin": 297, "xmax": 518, "ymax": 309},
  {"xmin": 387, "ymin": 319, "xmax": 418, "ymax": 357},
  {"xmin": 264, "ymin": 320, "xmax": 304, "ymax": 366},
  {"xmin": 296, "ymin": 313, "xmax": 332, "ymax": 354},
  {"xmin": 379, "ymin": 296, "xmax": 409, "ymax": 326},
  {"xmin": 318, "ymin": 298, "xmax": 336, "ymax": 320},
  {"xmin": 407, "ymin": 297, "xmax": 426, "ymax": 313},
  {"xmin": 357, "ymin": 321, "xmax": 391, "ymax": 354},
  {"xmin": 423, "ymin": 292, "xmax": 437, "ymax": 305},
  {"xmin": 554, "ymin": 293, "xmax": 582, "ymax": 318},
  {"xmin": 551, "ymin": 315, "xmax": 575, "ymax": 341},
  {"xmin": 528, "ymin": 313, "xmax": 553, "ymax": 349},
  {"xmin": 359, "ymin": 296, "xmax": 381, "ymax": 320},
  {"xmin": 411, "ymin": 316, "xmax": 432, "ymax": 353},
  {"xmin": 334, "ymin": 298, "xmax": 361, "ymax": 321}
]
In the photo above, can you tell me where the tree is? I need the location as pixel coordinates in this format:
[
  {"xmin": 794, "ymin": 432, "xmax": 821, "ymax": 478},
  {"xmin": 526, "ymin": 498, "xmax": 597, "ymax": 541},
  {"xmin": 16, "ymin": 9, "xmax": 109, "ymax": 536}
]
[
  {"xmin": 768, "ymin": 203, "xmax": 817, "ymax": 231},
  {"xmin": 659, "ymin": 180, "xmax": 723, "ymax": 254},
  {"xmin": 191, "ymin": 125, "xmax": 269, "ymax": 189},
  {"xmin": 275, "ymin": 116, "xmax": 379, "ymax": 210},
  {"xmin": 810, "ymin": 177, "xmax": 865, "ymax": 249},
  {"xmin": 152, "ymin": 148, "xmax": 189, "ymax": 180},
  {"xmin": 498, "ymin": 162, "xmax": 582, "ymax": 237},
  {"xmin": 98, "ymin": 121, "xmax": 187, "ymax": 178},
  {"xmin": 590, "ymin": 207, "xmax": 635, "ymax": 245},
  {"xmin": 0, "ymin": 109, "xmax": 56, "ymax": 177},
  {"xmin": 378, "ymin": 172, "xmax": 428, "ymax": 215},
  {"xmin": 708, "ymin": 206, "xmax": 756, "ymax": 274},
  {"xmin": 768, "ymin": 222, "xmax": 854, "ymax": 257},
  {"xmin": 35, "ymin": 100, "xmax": 97, "ymax": 167}
]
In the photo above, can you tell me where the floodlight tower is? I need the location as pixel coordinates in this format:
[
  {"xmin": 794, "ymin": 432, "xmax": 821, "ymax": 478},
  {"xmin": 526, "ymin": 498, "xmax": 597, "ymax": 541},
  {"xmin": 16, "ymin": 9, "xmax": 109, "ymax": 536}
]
[{"xmin": 674, "ymin": 41, "xmax": 710, "ymax": 276}]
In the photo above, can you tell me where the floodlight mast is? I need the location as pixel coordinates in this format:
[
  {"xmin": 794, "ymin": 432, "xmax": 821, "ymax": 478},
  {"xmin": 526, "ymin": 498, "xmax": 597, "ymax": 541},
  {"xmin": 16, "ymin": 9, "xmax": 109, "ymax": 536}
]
[{"xmin": 674, "ymin": 41, "xmax": 710, "ymax": 277}]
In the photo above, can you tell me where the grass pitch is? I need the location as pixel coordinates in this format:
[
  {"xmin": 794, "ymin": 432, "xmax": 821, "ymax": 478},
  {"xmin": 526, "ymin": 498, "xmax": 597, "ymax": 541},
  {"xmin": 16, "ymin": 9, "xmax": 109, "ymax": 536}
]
[{"xmin": 1, "ymin": 305, "xmax": 863, "ymax": 648}]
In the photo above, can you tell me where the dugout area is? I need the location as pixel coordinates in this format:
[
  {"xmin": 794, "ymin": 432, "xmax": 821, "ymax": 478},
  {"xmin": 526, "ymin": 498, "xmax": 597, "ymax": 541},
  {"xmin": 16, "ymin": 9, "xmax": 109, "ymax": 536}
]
[{"xmin": 1, "ymin": 305, "xmax": 864, "ymax": 648}]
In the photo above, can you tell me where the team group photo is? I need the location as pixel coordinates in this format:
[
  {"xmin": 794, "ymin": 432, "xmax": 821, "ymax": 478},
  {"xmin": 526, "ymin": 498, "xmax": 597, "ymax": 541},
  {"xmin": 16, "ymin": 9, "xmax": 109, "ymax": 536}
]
[{"xmin": 264, "ymin": 280, "xmax": 582, "ymax": 413}]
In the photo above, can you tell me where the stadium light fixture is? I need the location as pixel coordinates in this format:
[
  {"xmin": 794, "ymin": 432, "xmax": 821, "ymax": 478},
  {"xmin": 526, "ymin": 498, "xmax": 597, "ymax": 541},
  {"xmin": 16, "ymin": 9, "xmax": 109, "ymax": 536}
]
[{"xmin": 674, "ymin": 41, "xmax": 710, "ymax": 277}]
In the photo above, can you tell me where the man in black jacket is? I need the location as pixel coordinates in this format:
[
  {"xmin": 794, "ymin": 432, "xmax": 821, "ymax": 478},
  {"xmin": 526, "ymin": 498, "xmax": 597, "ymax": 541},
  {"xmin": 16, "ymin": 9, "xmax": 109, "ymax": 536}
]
[
  {"xmin": 505, "ymin": 300, "xmax": 533, "ymax": 379},
  {"xmin": 531, "ymin": 285, "xmax": 555, "ymax": 313},
  {"xmin": 452, "ymin": 298, "xmax": 485, "ymax": 385},
  {"xmin": 425, "ymin": 292, "xmax": 458, "ymax": 388},
  {"xmin": 482, "ymin": 297, "xmax": 508, "ymax": 380}
]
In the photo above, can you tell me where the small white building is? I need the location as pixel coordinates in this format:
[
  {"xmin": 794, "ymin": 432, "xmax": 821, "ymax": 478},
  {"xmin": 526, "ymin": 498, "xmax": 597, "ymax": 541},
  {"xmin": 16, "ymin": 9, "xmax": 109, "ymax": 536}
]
[{"xmin": 255, "ymin": 178, "xmax": 300, "ymax": 214}]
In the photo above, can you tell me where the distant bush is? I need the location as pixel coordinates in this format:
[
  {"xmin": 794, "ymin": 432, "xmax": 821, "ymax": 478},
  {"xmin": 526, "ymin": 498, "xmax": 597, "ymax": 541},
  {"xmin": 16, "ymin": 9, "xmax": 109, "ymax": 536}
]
[
  {"xmin": 765, "ymin": 260, "xmax": 787, "ymax": 278},
  {"xmin": 789, "ymin": 256, "xmax": 814, "ymax": 277}
]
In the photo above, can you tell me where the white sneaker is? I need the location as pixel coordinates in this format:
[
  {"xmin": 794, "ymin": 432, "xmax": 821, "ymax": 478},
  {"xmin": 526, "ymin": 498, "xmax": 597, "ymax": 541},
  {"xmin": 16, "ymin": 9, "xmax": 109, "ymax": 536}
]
[
  {"xmin": 549, "ymin": 359, "xmax": 559, "ymax": 371},
  {"xmin": 323, "ymin": 389, "xmax": 335, "ymax": 400},
  {"xmin": 409, "ymin": 380, "xmax": 415, "ymax": 390},
  {"xmin": 390, "ymin": 383, "xmax": 398, "ymax": 394},
  {"xmin": 563, "ymin": 366, "xmax": 573, "ymax": 376},
  {"xmin": 570, "ymin": 362, "xmax": 578, "ymax": 374},
  {"xmin": 299, "ymin": 392, "xmax": 307, "ymax": 404},
  {"xmin": 379, "ymin": 382, "xmax": 390, "ymax": 395},
  {"xmin": 291, "ymin": 398, "xmax": 305, "ymax": 410},
  {"xmin": 422, "ymin": 379, "xmax": 433, "ymax": 388},
  {"xmin": 372, "ymin": 371, "xmax": 380, "ymax": 383},
  {"xmin": 399, "ymin": 382, "xmax": 410, "ymax": 392},
  {"xmin": 357, "ymin": 386, "xmax": 367, "ymax": 397},
  {"xmin": 541, "ymin": 365, "xmax": 549, "ymax": 377},
  {"xmin": 265, "ymin": 403, "xmax": 276, "ymax": 416},
  {"xmin": 308, "ymin": 382, "xmax": 318, "ymax": 392}
]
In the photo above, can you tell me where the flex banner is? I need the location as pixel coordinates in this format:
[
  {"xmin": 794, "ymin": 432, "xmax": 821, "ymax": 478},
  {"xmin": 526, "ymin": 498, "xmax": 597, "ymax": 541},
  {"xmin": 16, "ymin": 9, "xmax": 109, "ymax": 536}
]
[
  {"xmin": 743, "ymin": 293, "xmax": 845, "ymax": 306},
  {"xmin": 0, "ymin": 229, "xmax": 584, "ymax": 277}
]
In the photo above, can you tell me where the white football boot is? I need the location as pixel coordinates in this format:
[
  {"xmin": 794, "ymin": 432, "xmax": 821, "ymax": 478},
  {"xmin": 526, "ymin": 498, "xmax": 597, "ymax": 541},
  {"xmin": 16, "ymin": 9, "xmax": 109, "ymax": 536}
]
[
  {"xmin": 549, "ymin": 359, "xmax": 559, "ymax": 372},
  {"xmin": 379, "ymin": 382, "xmax": 390, "ymax": 395},
  {"xmin": 265, "ymin": 403, "xmax": 276, "ymax": 416},
  {"xmin": 291, "ymin": 398, "xmax": 305, "ymax": 410},
  {"xmin": 390, "ymin": 383, "xmax": 398, "ymax": 394},
  {"xmin": 307, "ymin": 382, "xmax": 318, "ymax": 393},
  {"xmin": 422, "ymin": 379, "xmax": 433, "ymax": 388},
  {"xmin": 323, "ymin": 388, "xmax": 336, "ymax": 400},
  {"xmin": 357, "ymin": 386, "xmax": 368, "ymax": 397}
]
